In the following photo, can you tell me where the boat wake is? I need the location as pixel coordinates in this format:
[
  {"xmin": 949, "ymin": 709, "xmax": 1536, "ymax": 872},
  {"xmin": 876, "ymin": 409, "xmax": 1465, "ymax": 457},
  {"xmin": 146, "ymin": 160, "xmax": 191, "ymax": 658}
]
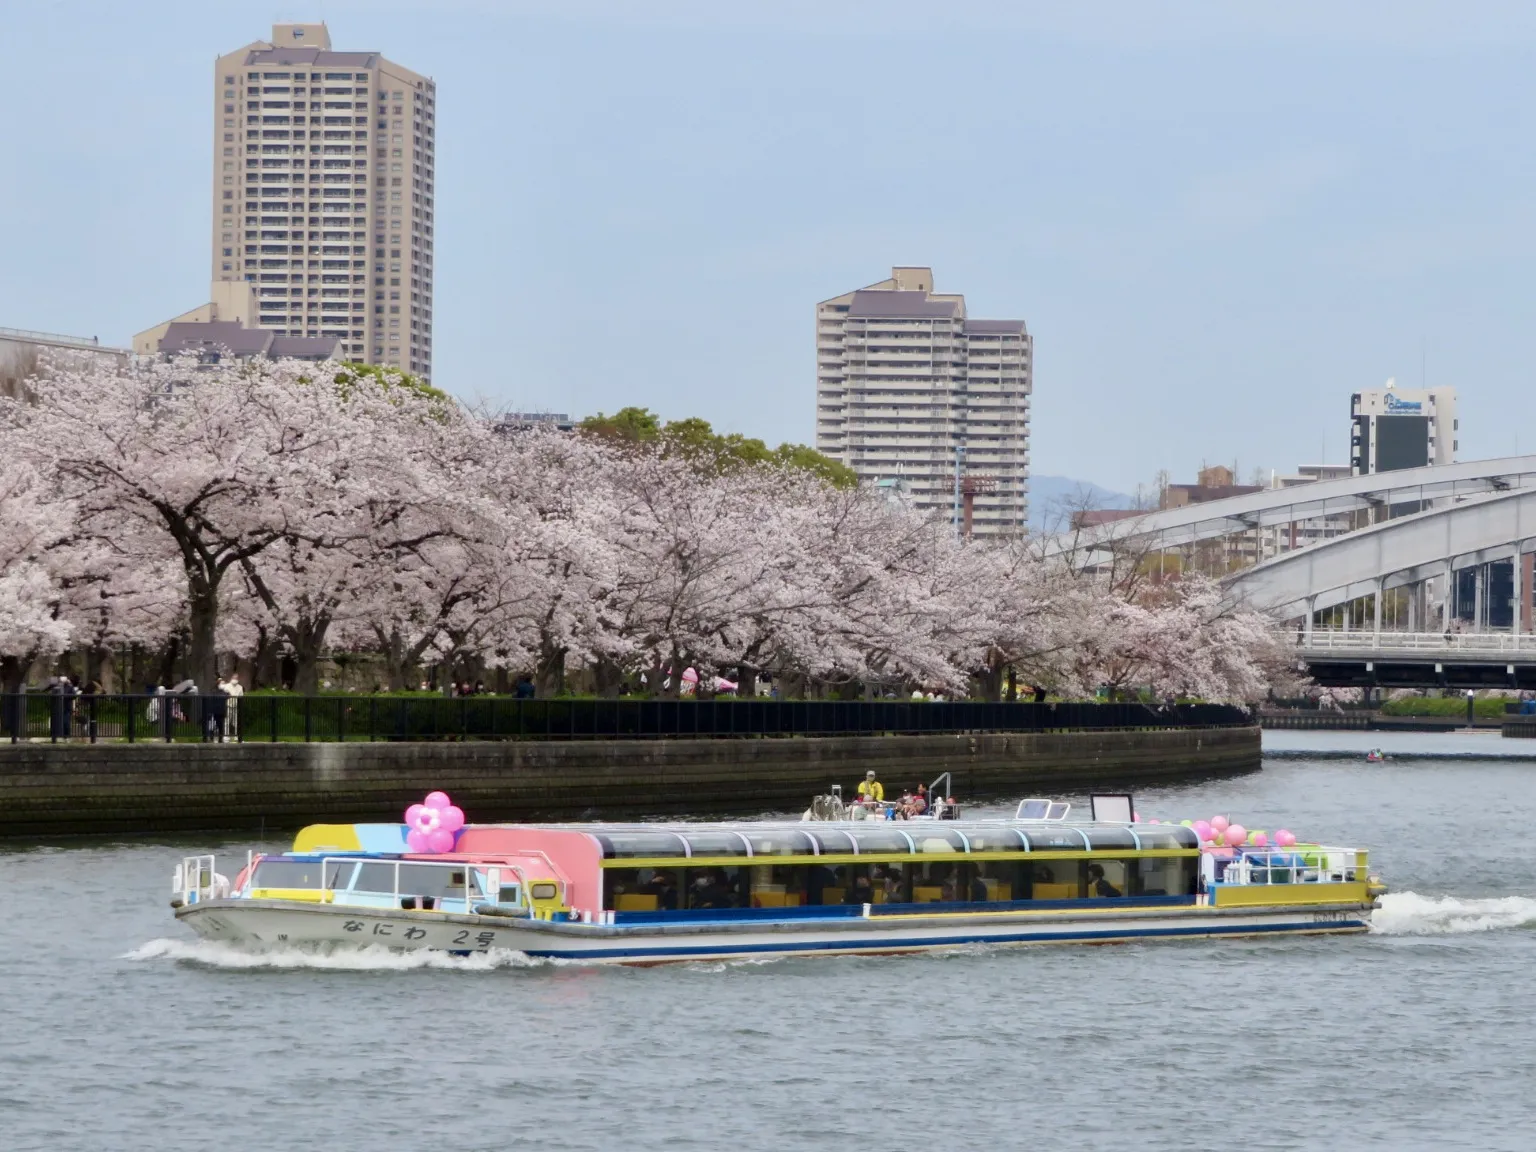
[
  {"xmin": 123, "ymin": 937, "xmax": 558, "ymax": 971},
  {"xmin": 1371, "ymin": 892, "xmax": 1536, "ymax": 936}
]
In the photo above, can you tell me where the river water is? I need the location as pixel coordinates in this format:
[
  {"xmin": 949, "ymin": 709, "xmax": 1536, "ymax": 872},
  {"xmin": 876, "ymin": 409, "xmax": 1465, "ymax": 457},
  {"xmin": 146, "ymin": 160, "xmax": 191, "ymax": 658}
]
[{"xmin": 5, "ymin": 732, "xmax": 1536, "ymax": 1151}]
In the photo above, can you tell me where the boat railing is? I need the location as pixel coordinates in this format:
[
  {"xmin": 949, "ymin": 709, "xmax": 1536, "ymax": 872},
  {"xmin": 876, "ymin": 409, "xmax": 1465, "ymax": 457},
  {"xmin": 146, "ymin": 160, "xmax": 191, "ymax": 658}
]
[
  {"xmin": 173, "ymin": 854, "xmax": 221, "ymax": 904},
  {"xmin": 1216, "ymin": 847, "xmax": 1363, "ymax": 887}
]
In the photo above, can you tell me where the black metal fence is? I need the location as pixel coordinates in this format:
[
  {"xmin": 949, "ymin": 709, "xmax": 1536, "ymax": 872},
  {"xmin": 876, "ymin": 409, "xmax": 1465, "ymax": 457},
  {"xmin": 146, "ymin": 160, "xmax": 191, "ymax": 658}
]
[{"xmin": 0, "ymin": 693, "xmax": 1251, "ymax": 745}]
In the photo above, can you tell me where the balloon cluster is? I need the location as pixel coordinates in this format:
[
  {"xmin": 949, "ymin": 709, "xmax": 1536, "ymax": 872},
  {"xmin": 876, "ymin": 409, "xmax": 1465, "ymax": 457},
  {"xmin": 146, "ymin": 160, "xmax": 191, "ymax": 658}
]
[
  {"xmin": 1177, "ymin": 816, "xmax": 1298, "ymax": 851},
  {"xmin": 404, "ymin": 790, "xmax": 465, "ymax": 854}
]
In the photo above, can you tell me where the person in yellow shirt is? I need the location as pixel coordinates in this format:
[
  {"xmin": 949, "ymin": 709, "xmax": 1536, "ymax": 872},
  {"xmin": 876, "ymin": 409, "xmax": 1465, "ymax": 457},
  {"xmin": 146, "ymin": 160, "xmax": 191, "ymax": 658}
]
[{"xmin": 856, "ymin": 770, "xmax": 884, "ymax": 804}]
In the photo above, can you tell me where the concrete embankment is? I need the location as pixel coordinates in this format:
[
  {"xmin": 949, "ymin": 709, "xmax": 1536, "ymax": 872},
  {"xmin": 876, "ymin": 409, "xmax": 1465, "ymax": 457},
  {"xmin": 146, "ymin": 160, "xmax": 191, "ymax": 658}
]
[{"xmin": 0, "ymin": 727, "xmax": 1259, "ymax": 838}]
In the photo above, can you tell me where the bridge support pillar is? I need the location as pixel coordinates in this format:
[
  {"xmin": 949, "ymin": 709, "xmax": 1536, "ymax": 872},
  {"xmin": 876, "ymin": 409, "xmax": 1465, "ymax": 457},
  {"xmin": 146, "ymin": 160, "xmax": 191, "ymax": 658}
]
[
  {"xmin": 1474, "ymin": 564, "xmax": 1486, "ymax": 631},
  {"xmin": 1373, "ymin": 576, "xmax": 1384, "ymax": 641},
  {"xmin": 1514, "ymin": 544, "xmax": 1524, "ymax": 645},
  {"xmin": 1304, "ymin": 596, "xmax": 1315, "ymax": 642},
  {"xmin": 1441, "ymin": 560, "xmax": 1454, "ymax": 632}
]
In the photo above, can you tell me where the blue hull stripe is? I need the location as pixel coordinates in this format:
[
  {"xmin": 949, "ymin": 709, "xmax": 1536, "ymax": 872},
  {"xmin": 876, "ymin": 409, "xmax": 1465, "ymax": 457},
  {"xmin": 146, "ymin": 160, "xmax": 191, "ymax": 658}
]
[{"xmin": 526, "ymin": 919, "xmax": 1366, "ymax": 961}]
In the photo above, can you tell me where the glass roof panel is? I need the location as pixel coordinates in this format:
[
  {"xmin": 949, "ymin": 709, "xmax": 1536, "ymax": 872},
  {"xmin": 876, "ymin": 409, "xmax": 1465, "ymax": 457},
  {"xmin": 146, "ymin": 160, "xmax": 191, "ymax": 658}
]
[
  {"xmin": 961, "ymin": 826, "xmax": 1027, "ymax": 852},
  {"xmin": 1020, "ymin": 827, "xmax": 1090, "ymax": 851},
  {"xmin": 593, "ymin": 832, "xmax": 688, "ymax": 859},
  {"xmin": 807, "ymin": 829, "xmax": 857, "ymax": 854},
  {"xmin": 681, "ymin": 832, "xmax": 750, "ymax": 857},
  {"xmin": 847, "ymin": 827, "xmax": 916, "ymax": 854},
  {"xmin": 1084, "ymin": 827, "xmax": 1139, "ymax": 851},
  {"xmin": 1131, "ymin": 826, "xmax": 1200, "ymax": 849},
  {"xmin": 911, "ymin": 828, "xmax": 969, "ymax": 853},
  {"xmin": 742, "ymin": 829, "xmax": 815, "ymax": 856}
]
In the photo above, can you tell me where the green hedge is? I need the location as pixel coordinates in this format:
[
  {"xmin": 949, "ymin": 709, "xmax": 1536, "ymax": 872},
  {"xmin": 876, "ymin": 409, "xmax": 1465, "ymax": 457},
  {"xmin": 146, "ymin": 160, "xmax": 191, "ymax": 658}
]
[{"xmin": 1380, "ymin": 696, "xmax": 1510, "ymax": 718}]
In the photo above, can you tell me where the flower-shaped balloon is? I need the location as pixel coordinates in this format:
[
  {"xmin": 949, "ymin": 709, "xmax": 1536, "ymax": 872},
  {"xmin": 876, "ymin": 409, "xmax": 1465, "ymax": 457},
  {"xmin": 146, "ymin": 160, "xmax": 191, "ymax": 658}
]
[{"xmin": 404, "ymin": 790, "xmax": 464, "ymax": 853}]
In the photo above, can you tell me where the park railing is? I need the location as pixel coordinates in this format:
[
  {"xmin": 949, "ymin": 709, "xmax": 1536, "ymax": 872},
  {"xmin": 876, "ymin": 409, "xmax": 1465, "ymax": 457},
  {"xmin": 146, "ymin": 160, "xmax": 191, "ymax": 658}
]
[{"xmin": 0, "ymin": 693, "xmax": 1252, "ymax": 745}]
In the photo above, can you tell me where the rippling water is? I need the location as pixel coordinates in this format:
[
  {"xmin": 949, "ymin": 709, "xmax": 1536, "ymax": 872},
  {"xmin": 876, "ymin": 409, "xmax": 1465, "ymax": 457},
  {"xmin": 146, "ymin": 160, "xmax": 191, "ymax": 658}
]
[{"xmin": 5, "ymin": 734, "xmax": 1536, "ymax": 1151}]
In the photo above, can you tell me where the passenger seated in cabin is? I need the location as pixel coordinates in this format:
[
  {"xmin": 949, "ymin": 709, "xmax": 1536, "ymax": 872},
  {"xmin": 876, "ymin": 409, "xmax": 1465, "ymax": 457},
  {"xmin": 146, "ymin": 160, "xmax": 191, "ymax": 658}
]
[
  {"xmin": 856, "ymin": 770, "xmax": 885, "ymax": 805},
  {"xmin": 689, "ymin": 871, "xmax": 736, "ymax": 910},
  {"xmin": 646, "ymin": 872, "xmax": 679, "ymax": 911},
  {"xmin": 846, "ymin": 874, "xmax": 874, "ymax": 905},
  {"xmin": 1088, "ymin": 863, "xmax": 1123, "ymax": 898},
  {"xmin": 971, "ymin": 871, "xmax": 991, "ymax": 903}
]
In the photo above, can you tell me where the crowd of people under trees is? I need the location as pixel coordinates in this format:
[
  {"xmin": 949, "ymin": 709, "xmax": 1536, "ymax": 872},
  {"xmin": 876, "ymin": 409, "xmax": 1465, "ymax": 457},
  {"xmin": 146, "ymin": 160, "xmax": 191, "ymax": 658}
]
[{"xmin": 0, "ymin": 354, "xmax": 1291, "ymax": 703}]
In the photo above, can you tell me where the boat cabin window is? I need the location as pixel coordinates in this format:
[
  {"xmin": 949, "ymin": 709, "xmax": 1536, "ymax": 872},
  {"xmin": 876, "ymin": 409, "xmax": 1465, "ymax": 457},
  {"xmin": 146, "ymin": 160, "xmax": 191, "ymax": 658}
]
[
  {"xmin": 348, "ymin": 862, "xmax": 482, "ymax": 900},
  {"xmin": 251, "ymin": 859, "xmax": 352, "ymax": 889},
  {"xmin": 1047, "ymin": 802, "xmax": 1071, "ymax": 820},
  {"xmin": 1016, "ymin": 799, "xmax": 1051, "ymax": 820},
  {"xmin": 604, "ymin": 868, "xmax": 682, "ymax": 912},
  {"xmin": 1134, "ymin": 855, "xmax": 1198, "ymax": 897},
  {"xmin": 593, "ymin": 833, "xmax": 689, "ymax": 859}
]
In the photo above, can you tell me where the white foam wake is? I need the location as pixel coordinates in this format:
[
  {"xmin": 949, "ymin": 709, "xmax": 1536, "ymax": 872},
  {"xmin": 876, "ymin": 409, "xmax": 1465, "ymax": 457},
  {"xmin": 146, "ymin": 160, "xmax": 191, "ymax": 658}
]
[
  {"xmin": 123, "ymin": 937, "xmax": 557, "ymax": 971},
  {"xmin": 1370, "ymin": 892, "xmax": 1536, "ymax": 936}
]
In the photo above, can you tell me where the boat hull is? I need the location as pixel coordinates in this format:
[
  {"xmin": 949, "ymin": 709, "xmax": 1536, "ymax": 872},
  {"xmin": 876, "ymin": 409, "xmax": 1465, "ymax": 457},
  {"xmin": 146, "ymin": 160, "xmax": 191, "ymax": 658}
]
[{"xmin": 176, "ymin": 899, "xmax": 1371, "ymax": 965}]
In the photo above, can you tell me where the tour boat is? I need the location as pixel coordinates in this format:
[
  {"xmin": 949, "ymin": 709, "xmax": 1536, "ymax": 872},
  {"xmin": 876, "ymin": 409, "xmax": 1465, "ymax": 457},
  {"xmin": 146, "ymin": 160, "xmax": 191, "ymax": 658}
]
[{"xmin": 169, "ymin": 791, "xmax": 1384, "ymax": 964}]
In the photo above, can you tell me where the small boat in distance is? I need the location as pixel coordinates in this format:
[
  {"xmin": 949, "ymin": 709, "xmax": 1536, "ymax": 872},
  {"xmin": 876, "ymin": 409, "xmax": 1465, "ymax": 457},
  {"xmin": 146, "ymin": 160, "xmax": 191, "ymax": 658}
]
[
  {"xmin": 171, "ymin": 791, "xmax": 1382, "ymax": 965},
  {"xmin": 1366, "ymin": 748, "xmax": 1385, "ymax": 763}
]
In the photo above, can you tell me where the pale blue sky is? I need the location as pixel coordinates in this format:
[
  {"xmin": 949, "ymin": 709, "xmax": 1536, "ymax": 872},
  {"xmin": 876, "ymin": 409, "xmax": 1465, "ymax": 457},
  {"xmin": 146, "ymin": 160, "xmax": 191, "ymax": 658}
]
[{"xmin": 3, "ymin": 1, "xmax": 1535, "ymax": 492}]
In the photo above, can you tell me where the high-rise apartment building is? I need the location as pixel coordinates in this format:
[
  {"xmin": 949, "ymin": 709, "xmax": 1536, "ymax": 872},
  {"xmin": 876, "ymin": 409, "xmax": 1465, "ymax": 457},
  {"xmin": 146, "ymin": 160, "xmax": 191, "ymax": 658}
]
[
  {"xmin": 816, "ymin": 268, "xmax": 1031, "ymax": 536},
  {"xmin": 212, "ymin": 23, "xmax": 436, "ymax": 378}
]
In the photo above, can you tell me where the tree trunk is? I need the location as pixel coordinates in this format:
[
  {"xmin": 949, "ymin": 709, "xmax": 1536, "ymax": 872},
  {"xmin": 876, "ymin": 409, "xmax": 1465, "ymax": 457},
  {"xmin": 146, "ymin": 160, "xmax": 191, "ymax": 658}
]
[
  {"xmin": 535, "ymin": 640, "xmax": 566, "ymax": 699},
  {"xmin": 158, "ymin": 634, "xmax": 183, "ymax": 690},
  {"xmin": 592, "ymin": 657, "xmax": 624, "ymax": 698},
  {"xmin": 186, "ymin": 582, "xmax": 220, "ymax": 692},
  {"xmin": 288, "ymin": 616, "xmax": 331, "ymax": 696},
  {"xmin": 252, "ymin": 625, "xmax": 281, "ymax": 690}
]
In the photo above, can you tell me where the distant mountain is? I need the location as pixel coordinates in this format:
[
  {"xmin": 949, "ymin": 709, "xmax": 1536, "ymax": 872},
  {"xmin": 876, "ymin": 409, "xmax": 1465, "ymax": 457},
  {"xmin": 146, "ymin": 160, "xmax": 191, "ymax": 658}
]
[{"xmin": 1028, "ymin": 475, "xmax": 1139, "ymax": 534}]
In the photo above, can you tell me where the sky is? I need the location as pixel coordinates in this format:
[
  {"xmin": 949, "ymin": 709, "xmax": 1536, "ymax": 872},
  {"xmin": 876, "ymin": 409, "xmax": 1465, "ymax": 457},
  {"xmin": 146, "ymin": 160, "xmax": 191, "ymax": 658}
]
[{"xmin": 3, "ymin": 1, "xmax": 1536, "ymax": 493}]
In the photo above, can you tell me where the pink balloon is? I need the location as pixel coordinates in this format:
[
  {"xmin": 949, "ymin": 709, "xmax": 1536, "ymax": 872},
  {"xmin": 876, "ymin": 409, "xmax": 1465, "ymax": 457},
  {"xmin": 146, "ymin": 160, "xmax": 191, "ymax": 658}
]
[
  {"xmin": 1275, "ymin": 830, "xmax": 1297, "ymax": 848},
  {"xmin": 1211, "ymin": 816, "xmax": 1230, "ymax": 834},
  {"xmin": 1224, "ymin": 824, "xmax": 1247, "ymax": 847},
  {"xmin": 403, "ymin": 791, "xmax": 466, "ymax": 852},
  {"xmin": 1252, "ymin": 832, "xmax": 1268, "ymax": 848},
  {"xmin": 1193, "ymin": 820, "xmax": 1213, "ymax": 840},
  {"xmin": 1132, "ymin": 812, "xmax": 1142, "ymax": 823}
]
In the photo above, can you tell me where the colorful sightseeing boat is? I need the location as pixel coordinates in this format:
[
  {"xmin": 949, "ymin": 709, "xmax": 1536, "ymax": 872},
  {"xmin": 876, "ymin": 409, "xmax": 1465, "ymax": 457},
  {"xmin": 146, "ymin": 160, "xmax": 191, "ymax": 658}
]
[{"xmin": 171, "ymin": 792, "xmax": 1383, "ymax": 964}]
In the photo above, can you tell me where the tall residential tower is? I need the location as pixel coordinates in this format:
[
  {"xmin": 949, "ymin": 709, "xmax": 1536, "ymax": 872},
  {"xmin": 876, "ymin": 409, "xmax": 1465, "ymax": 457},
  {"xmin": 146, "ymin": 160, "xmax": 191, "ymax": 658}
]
[
  {"xmin": 212, "ymin": 23, "xmax": 436, "ymax": 378},
  {"xmin": 816, "ymin": 267, "xmax": 1032, "ymax": 536}
]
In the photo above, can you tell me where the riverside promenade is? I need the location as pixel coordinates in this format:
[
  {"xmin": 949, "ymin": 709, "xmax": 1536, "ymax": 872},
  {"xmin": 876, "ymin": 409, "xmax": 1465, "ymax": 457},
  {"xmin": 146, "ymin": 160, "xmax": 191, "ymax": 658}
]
[{"xmin": 0, "ymin": 697, "xmax": 1258, "ymax": 837}]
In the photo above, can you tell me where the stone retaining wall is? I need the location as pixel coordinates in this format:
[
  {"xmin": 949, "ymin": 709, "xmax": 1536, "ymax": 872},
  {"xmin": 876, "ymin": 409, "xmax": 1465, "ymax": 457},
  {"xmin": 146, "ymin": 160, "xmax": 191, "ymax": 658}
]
[{"xmin": 0, "ymin": 727, "xmax": 1259, "ymax": 838}]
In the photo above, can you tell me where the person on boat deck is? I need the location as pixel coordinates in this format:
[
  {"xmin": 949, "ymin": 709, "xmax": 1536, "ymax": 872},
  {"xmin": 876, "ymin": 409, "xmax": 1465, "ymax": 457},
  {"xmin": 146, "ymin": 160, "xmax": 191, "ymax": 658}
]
[
  {"xmin": 908, "ymin": 784, "xmax": 928, "ymax": 816},
  {"xmin": 1088, "ymin": 863, "xmax": 1123, "ymax": 898},
  {"xmin": 846, "ymin": 874, "xmax": 874, "ymax": 905},
  {"xmin": 856, "ymin": 770, "xmax": 884, "ymax": 804}
]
